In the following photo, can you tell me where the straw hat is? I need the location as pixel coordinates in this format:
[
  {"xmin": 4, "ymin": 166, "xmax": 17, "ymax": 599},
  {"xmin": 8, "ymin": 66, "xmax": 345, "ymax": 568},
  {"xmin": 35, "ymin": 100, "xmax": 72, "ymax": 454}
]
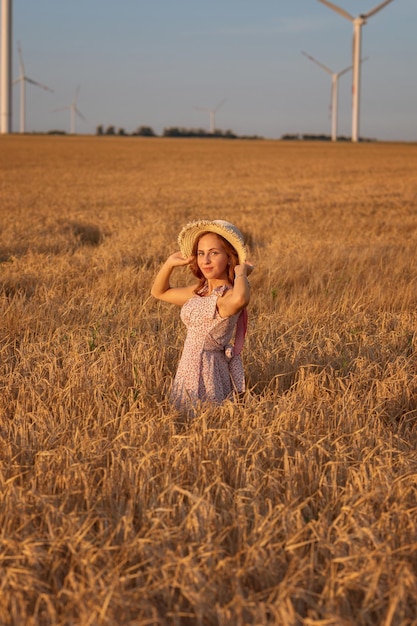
[{"xmin": 178, "ymin": 219, "xmax": 247, "ymax": 265}]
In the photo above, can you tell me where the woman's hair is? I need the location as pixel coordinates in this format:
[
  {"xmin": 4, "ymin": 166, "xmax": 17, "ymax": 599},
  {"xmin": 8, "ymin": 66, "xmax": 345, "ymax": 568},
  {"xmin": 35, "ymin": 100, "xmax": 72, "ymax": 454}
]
[{"xmin": 190, "ymin": 231, "xmax": 239, "ymax": 294}]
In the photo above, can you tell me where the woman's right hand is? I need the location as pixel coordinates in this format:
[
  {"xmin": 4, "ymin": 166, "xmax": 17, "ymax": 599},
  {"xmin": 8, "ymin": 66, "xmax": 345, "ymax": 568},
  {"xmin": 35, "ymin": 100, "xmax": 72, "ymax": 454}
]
[{"xmin": 167, "ymin": 251, "xmax": 193, "ymax": 267}]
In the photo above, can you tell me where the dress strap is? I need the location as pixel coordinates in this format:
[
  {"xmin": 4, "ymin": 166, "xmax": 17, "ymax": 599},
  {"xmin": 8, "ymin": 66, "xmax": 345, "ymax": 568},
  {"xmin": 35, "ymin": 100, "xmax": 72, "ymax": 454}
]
[{"xmin": 212, "ymin": 284, "xmax": 231, "ymax": 296}]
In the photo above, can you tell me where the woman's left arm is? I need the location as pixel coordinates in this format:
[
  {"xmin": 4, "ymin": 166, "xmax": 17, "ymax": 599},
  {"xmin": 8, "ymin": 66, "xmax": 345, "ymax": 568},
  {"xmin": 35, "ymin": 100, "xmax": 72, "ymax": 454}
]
[{"xmin": 217, "ymin": 263, "xmax": 254, "ymax": 317}]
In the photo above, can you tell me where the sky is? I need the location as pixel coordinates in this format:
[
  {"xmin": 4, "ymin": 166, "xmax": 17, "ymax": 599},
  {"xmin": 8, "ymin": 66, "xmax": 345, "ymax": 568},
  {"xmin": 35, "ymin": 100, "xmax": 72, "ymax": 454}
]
[{"xmin": 7, "ymin": 0, "xmax": 417, "ymax": 140}]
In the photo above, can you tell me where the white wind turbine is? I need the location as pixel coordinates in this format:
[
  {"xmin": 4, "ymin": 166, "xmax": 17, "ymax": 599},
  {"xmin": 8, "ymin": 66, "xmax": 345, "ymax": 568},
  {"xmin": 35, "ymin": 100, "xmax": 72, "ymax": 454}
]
[
  {"xmin": 14, "ymin": 43, "xmax": 53, "ymax": 133},
  {"xmin": 302, "ymin": 51, "xmax": 368, "ymax": 141},
  {"xmin": 194, "ymin": 99, "xmax": 226, "ymax": 134},
  {"xmin": 1, "ymin": 0, "xmax": 12, "ymax": 133},
  {"xmin": 53, "ymin": 87, "xmax": 87, "ymax": 134},
  {"xmin": 317, "ymin": 0, "xmax": 394, "ymax": 142}
]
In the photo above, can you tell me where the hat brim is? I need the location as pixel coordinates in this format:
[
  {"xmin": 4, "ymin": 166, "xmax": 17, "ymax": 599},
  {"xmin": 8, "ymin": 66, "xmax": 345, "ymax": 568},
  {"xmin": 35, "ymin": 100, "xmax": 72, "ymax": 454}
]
[{"xmin": 178, "ymin": 220, "xmax": 247, "ymax": 265}]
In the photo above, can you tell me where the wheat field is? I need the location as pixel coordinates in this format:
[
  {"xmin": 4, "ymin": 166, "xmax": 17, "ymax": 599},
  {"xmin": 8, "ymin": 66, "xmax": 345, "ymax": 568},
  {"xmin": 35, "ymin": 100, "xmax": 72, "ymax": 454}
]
[{"xmin": 1, "ymin": 135, "xmax": 417, "ymax": 626}]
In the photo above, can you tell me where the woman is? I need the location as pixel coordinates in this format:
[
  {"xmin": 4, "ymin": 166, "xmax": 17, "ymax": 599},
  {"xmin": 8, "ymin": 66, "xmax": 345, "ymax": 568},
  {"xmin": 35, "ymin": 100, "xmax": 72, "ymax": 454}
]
[{"xmin": 151, "ymin": 219, "xmax": 254, "ymax": 411}]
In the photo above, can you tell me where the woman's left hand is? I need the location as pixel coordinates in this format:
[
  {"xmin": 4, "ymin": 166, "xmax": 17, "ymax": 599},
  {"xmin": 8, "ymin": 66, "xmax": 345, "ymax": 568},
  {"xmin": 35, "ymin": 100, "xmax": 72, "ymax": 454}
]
[{"xmin": 235, "ymin": 262, "xmax": 255, "ymax": 277}]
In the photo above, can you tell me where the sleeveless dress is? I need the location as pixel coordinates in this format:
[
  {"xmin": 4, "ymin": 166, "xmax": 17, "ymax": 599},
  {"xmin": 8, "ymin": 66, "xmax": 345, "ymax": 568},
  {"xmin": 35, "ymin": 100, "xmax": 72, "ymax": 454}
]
[{"xmin": 170, "ymin": 284, "xmax": 245, "ymax": 411}]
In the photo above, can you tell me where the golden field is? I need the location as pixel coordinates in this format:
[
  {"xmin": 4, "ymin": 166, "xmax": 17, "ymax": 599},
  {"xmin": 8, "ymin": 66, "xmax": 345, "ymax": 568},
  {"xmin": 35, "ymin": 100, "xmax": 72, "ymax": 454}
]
[{"xmin": 1, "ymin": 135, "xmax": 417, "ymax": 625}]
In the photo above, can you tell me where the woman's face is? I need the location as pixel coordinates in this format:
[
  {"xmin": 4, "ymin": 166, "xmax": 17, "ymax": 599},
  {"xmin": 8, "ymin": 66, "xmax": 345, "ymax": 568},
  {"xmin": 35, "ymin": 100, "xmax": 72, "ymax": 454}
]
[{"xmin": 196, "ymin": 233, "xmax": 230, "ymax": 281}]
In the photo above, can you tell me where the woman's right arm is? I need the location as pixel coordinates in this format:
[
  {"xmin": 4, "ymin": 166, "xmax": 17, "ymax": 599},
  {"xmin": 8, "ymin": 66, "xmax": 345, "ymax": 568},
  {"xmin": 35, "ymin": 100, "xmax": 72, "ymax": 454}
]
[{"xmin": 151, "ymin": 252, "xmax": 196, "ymax": 306}]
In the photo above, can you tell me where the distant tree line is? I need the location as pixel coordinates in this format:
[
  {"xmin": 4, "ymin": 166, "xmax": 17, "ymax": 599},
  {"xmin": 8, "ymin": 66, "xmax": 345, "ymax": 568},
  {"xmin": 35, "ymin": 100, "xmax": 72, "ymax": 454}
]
[
  {"xmin": 48, "ymin": 125, "xmax": 376, "ymax": 142},
  {"xmin": 95, "ymin": 125, "xmax": 263, "ymax": 140},
  {"xmin": 281, "ymin": 133, "xmax": 350, "ymax": 141},
  {"xmin": 281, "ymin": 133, "xmax": 376, "ymax": 142}
]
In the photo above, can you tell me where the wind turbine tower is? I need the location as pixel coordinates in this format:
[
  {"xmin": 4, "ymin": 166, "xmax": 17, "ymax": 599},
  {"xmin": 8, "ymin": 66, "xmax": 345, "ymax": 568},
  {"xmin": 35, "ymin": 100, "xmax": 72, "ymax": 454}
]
[
  {"xmin": 14, "ymin": 43, "xmax": 53, "ymax": 133},
  {"xmin": 302, "ymin": 51, "xmax": 367, "ymax": 141},
  {"xmin": 194, "ymin": 99, "xmax": 226, "ymax": 134},
  {"xmin": 1, "ymin": 0, "xmax": 12, "ymax": 133},
  {"xmin": 317, "ymin": 0, "xmax": 394, "ymax": 142}
]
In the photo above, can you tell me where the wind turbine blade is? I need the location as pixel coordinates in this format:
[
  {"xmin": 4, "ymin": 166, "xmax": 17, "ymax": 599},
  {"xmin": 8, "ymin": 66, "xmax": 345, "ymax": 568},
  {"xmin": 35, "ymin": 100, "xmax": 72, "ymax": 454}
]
[
  {"xmin": 302, "ymin": 51, "xmax": 333, "ymax": 75},
  {"xmin": 214, "ymin": 99, "xmax": 226, "ymax": 112},
  {"xmin": 363, "ymin": 0, "xmax": 394, "ymax": 19},
  {"xmin": 338, "ymin": 55, "xmax": 369, "ymax": 77},
  {"xmin": 25, "ymin": 77, "xmax": 53, "ymax": 92},
  {"xmin": 17, "ymin": 42, "xmax": 25, "ymax": 75},
  {"xmin": 53, "ymin": 106, "xmax": 70, "ymax": 113},
  {"xmin": 338, "ymin": 64, "xmax": 353, "ymax": 77},
  {"xmin": 75, "ymin": 107, "xmax": 87, "ymax": 123},
  {"xmin": 317, "ymin": 0, "xmax": 354, "ymax": 21}
]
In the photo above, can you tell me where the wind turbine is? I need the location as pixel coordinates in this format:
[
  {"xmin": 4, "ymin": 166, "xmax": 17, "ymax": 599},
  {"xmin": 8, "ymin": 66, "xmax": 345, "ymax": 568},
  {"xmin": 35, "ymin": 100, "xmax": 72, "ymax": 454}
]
[
  {"xmin": 302, "ymin": 51, "xmax": 368, "ymax": 141},
  {"xmin": 317, "ymin": 0, "xmax": 394, "ymax": 142},
  {"xmin": 1, "ymin": 0, "xmax": 12, "ymax": 133},
  {"xmin": 14, "ymin": 43, "xmax": 53, "ymax": 133},
  {"xmin": 53, "ymin": 87, "xmax": 87, "ymax": 134},
  {"xmin": 194, "ymin": 99, "xmax": 226, "ymax": 134}
]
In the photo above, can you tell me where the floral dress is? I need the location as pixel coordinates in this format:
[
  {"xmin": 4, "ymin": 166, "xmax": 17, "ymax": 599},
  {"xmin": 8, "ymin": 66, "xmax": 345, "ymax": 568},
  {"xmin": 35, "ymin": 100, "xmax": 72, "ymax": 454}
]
[{"xmin": 170, "ymin": 284, "xmax": 245, "ymax": 410}]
